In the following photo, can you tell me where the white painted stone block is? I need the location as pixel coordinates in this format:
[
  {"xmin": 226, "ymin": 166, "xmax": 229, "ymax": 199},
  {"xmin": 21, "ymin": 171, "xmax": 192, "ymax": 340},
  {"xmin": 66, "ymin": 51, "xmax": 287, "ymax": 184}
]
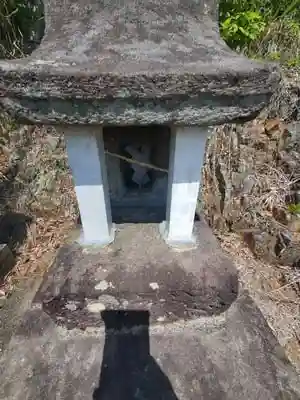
[
  {"xmin": 62, "ymin": 126, "xmax": 114, "ymax": 246},
  {"xmin": 161, "ymin": 126, "xmax": 208, "ymax": 246}
]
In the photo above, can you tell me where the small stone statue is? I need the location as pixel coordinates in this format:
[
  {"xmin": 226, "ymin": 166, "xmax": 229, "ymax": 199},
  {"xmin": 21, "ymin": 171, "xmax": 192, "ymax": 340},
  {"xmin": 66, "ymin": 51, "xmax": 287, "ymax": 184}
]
[{"xmin": 125, "ymin": 144, "xmax": 152, "ymax": 188}]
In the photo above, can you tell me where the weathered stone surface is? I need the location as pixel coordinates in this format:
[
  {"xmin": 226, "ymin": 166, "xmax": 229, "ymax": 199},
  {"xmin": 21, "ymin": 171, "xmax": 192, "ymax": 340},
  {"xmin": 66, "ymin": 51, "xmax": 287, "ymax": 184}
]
[
  {"xmin": 202, "ymin": 70, "xmax": 300, "ymax": 266},
  {"xmin": 1, "ymin": 291, "xmax": 300, "ymax": 400},
  {"xmin": 32, "ymin": 221, "xmax": 238, "ymax": 329},
  {"xmin": 0, "ymin": 0, "xmax": 280, "ymax": 125},
  {"xmin": 261, "ymin": 67, "xmax": 300, "ymax": 122}
]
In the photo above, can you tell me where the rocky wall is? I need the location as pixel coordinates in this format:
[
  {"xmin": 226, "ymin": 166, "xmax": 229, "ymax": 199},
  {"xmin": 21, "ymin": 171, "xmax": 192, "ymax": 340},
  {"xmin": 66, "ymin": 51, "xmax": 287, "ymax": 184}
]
[{"xmin": 202, "ymin": 67, "xmax": 300, "ymax": 275}]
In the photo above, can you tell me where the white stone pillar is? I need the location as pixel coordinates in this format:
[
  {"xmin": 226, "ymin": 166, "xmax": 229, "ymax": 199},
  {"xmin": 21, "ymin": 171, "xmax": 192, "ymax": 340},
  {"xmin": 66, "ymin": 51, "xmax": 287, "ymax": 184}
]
[
  {"xmin": 62, "ymin": 126, "xmax": 114, "ymax": 246},
  {"xmin": 161, "ymin": 126, "xmax": 208, "ymax": 246}
]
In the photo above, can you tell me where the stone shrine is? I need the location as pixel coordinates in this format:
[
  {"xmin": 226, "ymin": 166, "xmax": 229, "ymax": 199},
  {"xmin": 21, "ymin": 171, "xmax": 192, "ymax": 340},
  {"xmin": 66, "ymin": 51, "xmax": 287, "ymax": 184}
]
[{"xmin": 1, "ymin": 0, "xmax": 300, "ymax": 399}]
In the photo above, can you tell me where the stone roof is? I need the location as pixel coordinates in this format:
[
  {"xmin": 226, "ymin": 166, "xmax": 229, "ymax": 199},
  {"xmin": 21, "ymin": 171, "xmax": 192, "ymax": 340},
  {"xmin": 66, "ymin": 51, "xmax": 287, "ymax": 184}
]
[{"xmin": 0, "ymin": 0, "xmax": 280, "ymax": 125}]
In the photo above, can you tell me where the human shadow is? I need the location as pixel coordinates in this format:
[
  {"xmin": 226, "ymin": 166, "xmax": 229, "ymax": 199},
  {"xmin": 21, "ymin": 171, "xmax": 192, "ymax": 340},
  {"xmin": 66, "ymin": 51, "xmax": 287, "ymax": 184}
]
[{"xmin": 93, "ymin": 310, "xmax": 179, "ymax": 400}]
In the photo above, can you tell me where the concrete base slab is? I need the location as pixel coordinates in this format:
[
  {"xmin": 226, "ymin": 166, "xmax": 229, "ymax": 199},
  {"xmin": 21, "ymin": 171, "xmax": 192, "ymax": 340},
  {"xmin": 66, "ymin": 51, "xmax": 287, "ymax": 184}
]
[
  {"xmin": 1, "ymin": 292, "xmax": 300, "ymax": 399},
  {"xmin": 1, "ymin": 220, "xmax": 300, "ymax": 399},
  {"xmin": 32, "ymin": 221, "xmax": 238, "ymax": 329}
]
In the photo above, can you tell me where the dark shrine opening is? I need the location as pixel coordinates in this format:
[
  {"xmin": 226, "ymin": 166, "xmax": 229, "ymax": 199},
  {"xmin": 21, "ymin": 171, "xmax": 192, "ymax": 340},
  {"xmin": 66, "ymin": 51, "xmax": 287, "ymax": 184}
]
[{"xmin": 103, "ymin": 125, "xmax": 170, "ymax": 224}]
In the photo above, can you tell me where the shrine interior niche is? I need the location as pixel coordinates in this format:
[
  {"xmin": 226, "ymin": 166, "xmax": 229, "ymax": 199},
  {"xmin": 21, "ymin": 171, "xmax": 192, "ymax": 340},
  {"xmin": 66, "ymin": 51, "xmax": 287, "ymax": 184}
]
[{"xmin": 103, "ymin": 125, "xmax": 170, "ymax": 223}]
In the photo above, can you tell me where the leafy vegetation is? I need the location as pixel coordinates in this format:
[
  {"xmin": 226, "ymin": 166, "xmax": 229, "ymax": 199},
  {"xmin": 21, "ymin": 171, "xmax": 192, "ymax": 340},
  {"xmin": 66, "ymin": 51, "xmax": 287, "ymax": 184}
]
[
  {"xmin": 219, "ymin": 0, "xmax": 300, "ymax": 65},
  {"xmin": 287, "ymin": 203, "xmax": 300, "ymax": 216}
]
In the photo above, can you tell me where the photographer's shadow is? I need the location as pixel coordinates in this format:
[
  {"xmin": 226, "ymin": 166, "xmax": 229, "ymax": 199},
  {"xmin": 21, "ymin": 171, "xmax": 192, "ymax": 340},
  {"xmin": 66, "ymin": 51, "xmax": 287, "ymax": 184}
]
[{"xmin": 93, "ymin": 310, "xmax": 178, "ymax": 400}]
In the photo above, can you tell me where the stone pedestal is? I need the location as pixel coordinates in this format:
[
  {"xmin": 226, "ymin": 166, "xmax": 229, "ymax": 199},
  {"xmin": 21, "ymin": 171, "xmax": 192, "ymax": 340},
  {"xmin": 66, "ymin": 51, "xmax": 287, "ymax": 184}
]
[
  {"xmin": 32, "ymin": 221, "xmax": 238, "ymax": 329},
  {"xmin": 1, "ymin": 223, "xmax": 300, "ymax": 399},
  {"xmin": 1, "ymin": 286, "xmax": 299, "ymax": 400}
]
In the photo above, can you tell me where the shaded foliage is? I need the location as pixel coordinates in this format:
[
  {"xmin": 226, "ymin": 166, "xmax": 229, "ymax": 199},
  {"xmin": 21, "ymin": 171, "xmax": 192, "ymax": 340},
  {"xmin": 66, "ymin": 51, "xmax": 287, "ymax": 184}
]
[{"xmin": 0, "ymin": 0, "xmax": 44, "ymax": 58}]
